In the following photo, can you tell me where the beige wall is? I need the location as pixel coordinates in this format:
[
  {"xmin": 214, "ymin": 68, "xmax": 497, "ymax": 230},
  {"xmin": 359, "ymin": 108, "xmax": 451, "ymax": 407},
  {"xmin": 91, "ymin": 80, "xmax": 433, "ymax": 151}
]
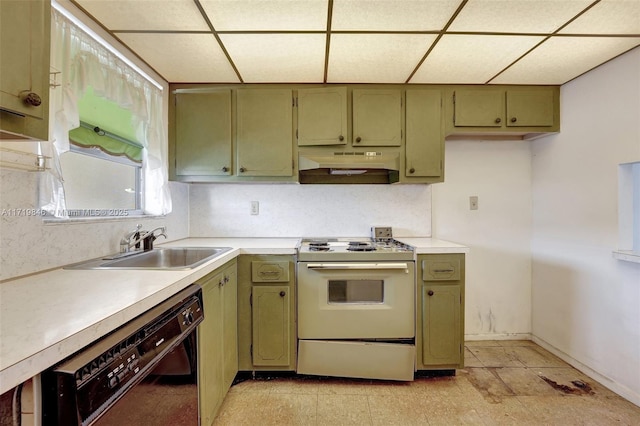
[{"xmin": 531, "ymin": 47, "xmax": 640, "ymax": 405}]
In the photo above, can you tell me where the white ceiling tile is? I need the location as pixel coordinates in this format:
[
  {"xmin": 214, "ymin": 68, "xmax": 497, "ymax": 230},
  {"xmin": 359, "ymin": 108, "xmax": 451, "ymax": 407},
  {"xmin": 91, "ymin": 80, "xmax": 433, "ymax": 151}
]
[
  {"xmin": 219, "ymin": 34, "xmax": 326, "ymax": 82},
  {"xmin": 560, "ymin": 0, "xmax": 640, "ymax": 34},
  {"xmin": 448, "ymin": 0, "xmax": 593, "ymax": 33},
  {"xmin": 200, "ymin": 0, "xmax": 328, "ymax": 31},
  {"xmin": 75, "ymin": 0, "xmax": 209, "ymax": 31},
  {"xmin": 410, "ymin": 34, "xmax": 544, "ymax": 84},
  {"xmin": 491, "ymin": 37, "xmax": 640, "ymax": 84},
  {"xmin": 328, "ymin": 34, "xmax": 437, "ymax": 83},
  {"xmin": 116, "ymin": 33, "xmax": 239, "ymax": 83},
  {"xmin": 331, "ymin": 0, "xmax": 460, "ymax": 31}
]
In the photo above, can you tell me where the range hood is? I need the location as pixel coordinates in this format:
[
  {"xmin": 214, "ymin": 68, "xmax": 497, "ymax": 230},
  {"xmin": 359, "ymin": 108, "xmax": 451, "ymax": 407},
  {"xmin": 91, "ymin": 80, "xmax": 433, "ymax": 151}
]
[{"xmin": 299, "ymin": 151, "xmax": 400, "ymax": 184}]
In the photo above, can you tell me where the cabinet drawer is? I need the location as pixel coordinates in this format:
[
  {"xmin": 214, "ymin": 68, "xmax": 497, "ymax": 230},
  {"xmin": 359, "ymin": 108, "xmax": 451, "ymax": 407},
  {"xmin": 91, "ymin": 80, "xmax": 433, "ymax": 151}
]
[
  {"xmin": 251, "ymin": 261, "xmax": 290, "ymax": 282},
  {"xmin": 422, "ymin": 257, "xmax": 461, "ymax": 281}
]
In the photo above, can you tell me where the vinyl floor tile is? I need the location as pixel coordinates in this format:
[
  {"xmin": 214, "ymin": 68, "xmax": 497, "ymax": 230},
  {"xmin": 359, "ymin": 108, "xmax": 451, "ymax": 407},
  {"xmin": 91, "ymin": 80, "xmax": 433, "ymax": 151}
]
[{"xmin": 213, "ymin": 341, "xmax": 640, "ymax": 425}]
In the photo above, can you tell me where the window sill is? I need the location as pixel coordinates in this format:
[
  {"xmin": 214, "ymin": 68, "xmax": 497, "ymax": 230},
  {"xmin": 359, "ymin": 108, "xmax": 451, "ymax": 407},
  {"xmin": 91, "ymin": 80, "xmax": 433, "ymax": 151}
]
[
  {"xmin": 43, "ymin": 213, "xmax": 163, "ymax": 224},
  {"xmin": 612, "ymin": 250, "xmax": 640, "ymax": 264}
]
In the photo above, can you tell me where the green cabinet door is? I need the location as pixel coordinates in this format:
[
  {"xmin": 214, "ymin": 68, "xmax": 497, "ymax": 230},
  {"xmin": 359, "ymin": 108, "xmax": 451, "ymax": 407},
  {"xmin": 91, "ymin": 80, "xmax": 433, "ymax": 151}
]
[
  {"xmin": 453, "ymin": 89, "xmax": 504, "ymax": 127},
  {"xmin": 175, "ymin": 90, "xmax": 232, "ymax": 176},
  {"xmin": 506, "ymin": 88, "xmax": 555, "ymax": 127},
  {"xmin": 0, "ymin": 0, "xmax": 50, "ymax": 139},
  {"xmin": 405, "ymin": 90, "xmax": 443, "ymax": 178},
  {"xmin": 236, "ymin": 89, "xmax": 293, "ymax": 176},
  {"xmin": 252, "ymin": 285, "xmax": 291, "ymax": 366},
  {"xmin": 221, "ymin": 262, "xmax": 238, "ymax": 391},
  {"xmin": 298, "ymin": 87, "xmax": 348, "ymax": 146},
  {"xmin": 352, "ymin": 89, "xmax": 402, "ymax": 146},
  {"xmin": 422, "ymin": 284, "xmax": 461, "ymax": 365},
  {"xmin": 199, "ymin": 271, "xmax": 225, "ymax": 426}
]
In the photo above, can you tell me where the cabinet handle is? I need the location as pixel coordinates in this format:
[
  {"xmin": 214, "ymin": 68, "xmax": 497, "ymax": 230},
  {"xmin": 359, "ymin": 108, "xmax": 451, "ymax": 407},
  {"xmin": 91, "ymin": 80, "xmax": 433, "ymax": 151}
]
[
  {"xmin": 355, "ymin": 137, "xmax": 361, "ymax": 143},
  {"xmin": 495, "ymin": 118, "xmax": 502, "ymax": 124},
  {"xmin": 239, "ymin": 167, "xmax": 246, "ymax": 173},
  {"xmin": 22, "ymin": 92, "xmax": 42, "ymax": 107},
  {"xmin": 427, "ymin": 290, "xmax": 434, "ymax": 296},
  {"xmin": 222, "ymin": 166, "xmax": 229, "ymax": 172},
  {"xmin": 279, "ymin": 291, "xmax": 286, "ymax": 297},
  {"xmin": 339, "ymin": 135, "xmax": 344, "ymax": 141},
  {"xmin": 219, "ymin": 280, "xmax": 224, "ymax": 287},
  {"xmin": 409, "ymin": 168, "xmax": 415, "ymax": 174},
  {"xmin": 434, "ymin": 269, "xmax": 454, "ymax": 273},
  {"xmin": 510, "ymin": 117, "xmax": 517, "ymax": 123}
]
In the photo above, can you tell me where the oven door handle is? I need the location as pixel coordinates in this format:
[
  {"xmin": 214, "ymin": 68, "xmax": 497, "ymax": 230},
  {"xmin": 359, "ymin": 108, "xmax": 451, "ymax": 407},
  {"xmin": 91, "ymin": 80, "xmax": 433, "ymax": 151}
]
[{"xmin": 306, "ymin": 263, "xmax": 410, "ymax": 270}]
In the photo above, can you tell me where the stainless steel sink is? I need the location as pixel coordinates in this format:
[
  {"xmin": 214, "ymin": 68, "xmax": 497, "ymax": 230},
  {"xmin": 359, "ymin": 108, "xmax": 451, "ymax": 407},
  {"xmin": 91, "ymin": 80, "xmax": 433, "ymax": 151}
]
[{"xmin": 65, "ymin": 247, "xmax": 233, "ymax": 270}]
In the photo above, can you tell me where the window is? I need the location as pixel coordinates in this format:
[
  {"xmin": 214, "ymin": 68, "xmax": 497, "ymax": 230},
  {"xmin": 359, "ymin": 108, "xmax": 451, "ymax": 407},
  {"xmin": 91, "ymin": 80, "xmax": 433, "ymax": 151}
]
[
  {"xmin": 58, "ymin": 86, "xmax": 144, "ymax": 217},
  {"xmin": 614, "ymin": 161, "xmax": 640, "ymax": 263}
]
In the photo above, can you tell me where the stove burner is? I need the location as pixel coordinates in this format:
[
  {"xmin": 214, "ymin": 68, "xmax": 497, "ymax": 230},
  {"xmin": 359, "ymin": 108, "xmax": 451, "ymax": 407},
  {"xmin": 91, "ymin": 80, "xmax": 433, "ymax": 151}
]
[
  {"xmin": 348, "ymin": 241, "xmax": 366, "ymax": 246},
  {"xmin": 309, "ymin": 246, "xmax": 331, "ymax": 252},
  {"xmin": 347, "ymin": 242, "xmax": 376, "ymax": 252},
  {"xmin": 309, "ymin": 241, "xmax": 330, "ymax": 247}
]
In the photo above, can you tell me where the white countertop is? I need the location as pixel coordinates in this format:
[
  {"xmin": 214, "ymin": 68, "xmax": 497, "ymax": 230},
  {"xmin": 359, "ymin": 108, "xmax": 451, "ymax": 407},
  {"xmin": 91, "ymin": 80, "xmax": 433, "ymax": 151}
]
[
  {"xmin": 396, "ymin": 237, "xmax": 471, "ymax": 254},
  {"xmin": 0, "ymin": 236, "xmax": 466, "ymax": 394}
]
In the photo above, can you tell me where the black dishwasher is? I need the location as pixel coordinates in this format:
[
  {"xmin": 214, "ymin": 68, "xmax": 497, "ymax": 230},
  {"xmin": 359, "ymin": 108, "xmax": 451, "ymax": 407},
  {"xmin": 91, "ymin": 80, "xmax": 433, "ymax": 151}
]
[{"xmin": 41, "ymin": 285, "xmax": 203, "ymax": 426}]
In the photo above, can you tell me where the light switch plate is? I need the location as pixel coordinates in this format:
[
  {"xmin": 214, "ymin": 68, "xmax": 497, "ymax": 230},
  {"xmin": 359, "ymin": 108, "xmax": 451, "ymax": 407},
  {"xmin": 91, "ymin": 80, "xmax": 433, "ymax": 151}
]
[
  {"xmin": 470, "ymin": 196, "xmax": 478, "ymax": 210},
  {"xmin": 372, "ymin": 226, "xmax": 393, "ymax": 240}
]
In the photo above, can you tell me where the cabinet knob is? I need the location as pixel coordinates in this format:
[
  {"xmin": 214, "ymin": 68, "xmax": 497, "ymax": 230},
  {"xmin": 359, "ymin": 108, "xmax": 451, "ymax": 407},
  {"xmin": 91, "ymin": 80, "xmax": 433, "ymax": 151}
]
[
  {"xmin": 355, "ymin": 137, "xmax": 361, "ymax": 143},
  {"xmin": 279, "ymin": 291, "xmax": 286, "ymax": 297},
  {"xmin": 510, "ymin": 117, "xmax": 517, "ymax": 123},
  {"xmin": 409, "ymin": 168, "xmax": 415, "ymax": 174},
  {"xmin": 427, "ymin": 290, "xmax": 434, "ymax": 296},
  {"xmin": 495, "ymin": 118, "xmax": 502, "ymax": 124},
  {"xmin": 338, "ymin": 135, "xmax": 344, "ymax": 141},
  {"xmin": 239, "ymin": 167, "xmax": 246, "ymax": 173},
  {"xmin": 22, "ymin": 92, "xmax": 42, "ymax": 107},
  {"xmin": 222, "ymin": 166, "xmax": 229, "ymax": 173}
]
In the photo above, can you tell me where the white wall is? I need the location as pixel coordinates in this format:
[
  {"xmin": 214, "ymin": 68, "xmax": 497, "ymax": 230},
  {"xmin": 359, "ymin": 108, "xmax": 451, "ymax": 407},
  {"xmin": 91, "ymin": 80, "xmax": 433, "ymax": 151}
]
[
  {"xmin": 531, "ymin": 47, "xmax": 640, "ymax": 405},
  {"xmin": 432, "ymin": 140, "xmax": 533, "ymax": 339},
  {"xmin": 0, "ymin": 173, "xmax": 189, "ymax": 280},
  {"xmin": 190, "ymin": 184, "xmax": 431, "ymax": 238}
]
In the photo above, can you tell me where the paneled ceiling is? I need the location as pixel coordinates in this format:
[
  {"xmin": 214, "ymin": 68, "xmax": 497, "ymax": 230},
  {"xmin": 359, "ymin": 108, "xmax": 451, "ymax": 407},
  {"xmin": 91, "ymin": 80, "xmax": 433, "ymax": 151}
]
[{"xmin": 71, "ymin": 0, "xmax": 640, "ymax": 85}]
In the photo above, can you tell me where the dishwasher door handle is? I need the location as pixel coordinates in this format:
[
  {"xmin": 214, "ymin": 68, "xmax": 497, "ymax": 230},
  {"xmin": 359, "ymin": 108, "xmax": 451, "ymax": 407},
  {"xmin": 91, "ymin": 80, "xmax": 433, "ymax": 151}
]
[{"xmin": 306, "ymin": 263, "xmax": 410, "ymax": 270}]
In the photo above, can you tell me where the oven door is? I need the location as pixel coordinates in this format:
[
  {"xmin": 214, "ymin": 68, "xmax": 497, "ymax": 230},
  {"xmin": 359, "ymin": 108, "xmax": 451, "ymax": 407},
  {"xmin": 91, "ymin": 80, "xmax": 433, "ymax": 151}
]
[{"xmin": 297, "ymin": 261, "xmax": 415, "ymax": 339}]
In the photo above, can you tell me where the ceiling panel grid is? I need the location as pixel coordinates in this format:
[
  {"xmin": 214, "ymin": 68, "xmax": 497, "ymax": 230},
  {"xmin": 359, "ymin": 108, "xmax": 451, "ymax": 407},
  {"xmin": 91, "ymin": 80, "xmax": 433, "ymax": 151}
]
[{"xmin": 72, "ymin": 0, "xmax": 640, "ymax": 85}]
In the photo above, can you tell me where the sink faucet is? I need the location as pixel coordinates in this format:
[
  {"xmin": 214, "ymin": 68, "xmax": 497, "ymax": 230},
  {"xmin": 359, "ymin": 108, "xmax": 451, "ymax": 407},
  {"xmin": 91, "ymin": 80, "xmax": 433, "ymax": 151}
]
[
  {"xmin": 142, "ymin": 226, "xmax": 168, "ymax": 251},
  {"xmin": 120, "ymin": 225, "xmax": 167, "ymax": 253}
]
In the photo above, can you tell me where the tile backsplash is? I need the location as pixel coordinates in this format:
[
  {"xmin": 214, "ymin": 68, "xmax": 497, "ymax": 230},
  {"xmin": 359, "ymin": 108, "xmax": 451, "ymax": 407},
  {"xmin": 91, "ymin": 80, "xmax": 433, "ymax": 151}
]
[{"xmin": 189, "ymin": 183, "xmax": 431, "ymax": 238}]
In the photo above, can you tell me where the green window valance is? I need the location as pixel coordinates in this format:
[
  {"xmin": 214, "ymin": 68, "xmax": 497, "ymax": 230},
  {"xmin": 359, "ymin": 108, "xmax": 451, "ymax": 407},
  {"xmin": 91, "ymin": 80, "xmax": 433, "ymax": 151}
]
[{"xmin": 69, "ymin": 122, "xmax": 143, "ymax": 162}]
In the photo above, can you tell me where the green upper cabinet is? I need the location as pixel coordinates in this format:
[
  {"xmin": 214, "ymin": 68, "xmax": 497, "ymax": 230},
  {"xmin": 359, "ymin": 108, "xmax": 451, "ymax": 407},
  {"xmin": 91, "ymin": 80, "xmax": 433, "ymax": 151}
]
[
  {"xmin": 297, "ymin": 87, "xmax": 347, "ymax": 146},
  {"xmin": 448, "ymin": 86, "xmax": 559, "ymax": 137},
  {"xmin": 0, "ymin": 0, "xmax": 50, "ymax": 140},
  {"xmin": 505, "ymin": 88, "xmax": 555, "ymax": 127},
  {"xmin": 236, "ymin": 89, "xmax": 293, "ymax": 176},
  {"xmin": 352, "ymin": 89, "xmax": 402, "ymax": 147},
  {"xmin": 404, "ymin": 89, "xmax": 444, "ymax": 182},
  {"xmin": 453, "ymin": 89, "xmax": 504, "ymax": 127},
  {"xmin": 175, "ymin": 90, "xmax": 232, "ymax": 177}
]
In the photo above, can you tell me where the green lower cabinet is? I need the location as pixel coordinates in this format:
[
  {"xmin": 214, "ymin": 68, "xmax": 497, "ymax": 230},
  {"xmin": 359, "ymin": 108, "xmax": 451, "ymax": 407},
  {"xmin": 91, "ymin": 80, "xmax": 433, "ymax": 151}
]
[
  {"xmin": 417, "ymin": 254, "xmax": 465, "ymax": 370},
  {"xmin": 198, "ymin": 260, "xmax": 237, "ymax": 426},
  {"xmin": 252, "ymin": 286, "xmax": 291, "ymax": 366},
  {"xmin": 422, "ymin": 284, "xmax": 461, "ymax": 365},
  {"xmin": 237, "ymin": 255, "xmax": 296, "ymax": 371}
]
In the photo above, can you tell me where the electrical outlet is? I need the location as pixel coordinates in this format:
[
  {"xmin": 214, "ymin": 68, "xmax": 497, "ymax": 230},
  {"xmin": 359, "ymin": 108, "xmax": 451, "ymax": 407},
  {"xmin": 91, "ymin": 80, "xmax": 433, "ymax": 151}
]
[
  {"xmin": 470, "ymin": 196, "xmax": 479, "ymax": 210},
  {"xmin": 250, "ymin": 201, "xmax": 259, "ymax": 215}
]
